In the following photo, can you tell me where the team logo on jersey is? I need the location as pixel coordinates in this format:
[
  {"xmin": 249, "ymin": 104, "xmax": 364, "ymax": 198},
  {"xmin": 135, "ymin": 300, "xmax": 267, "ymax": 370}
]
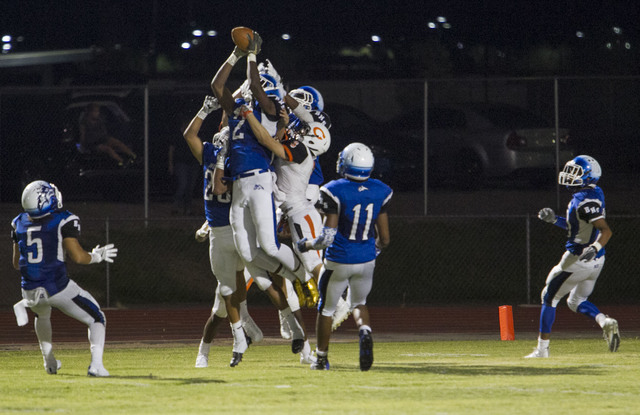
[
  {"xmin": 358, "ymin": 185, "xmax": 369, "ymax": 192},
  {"xmin": 254, "ymin": 184, "xmax": 264, "ymax": 190}
]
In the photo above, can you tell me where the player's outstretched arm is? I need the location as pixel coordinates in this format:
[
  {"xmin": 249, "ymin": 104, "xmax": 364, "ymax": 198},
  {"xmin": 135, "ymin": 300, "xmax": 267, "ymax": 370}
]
[
  {"xmin": 63, "ymin": 238, "xmax": 117, "ymax": 265},
  {"xmin": 211, "ymin": 47, "xmax": 246, "ymax": 114},
  {"xmin": 239, "ymin": 105, "xmax": 287, "ymax": 159}
]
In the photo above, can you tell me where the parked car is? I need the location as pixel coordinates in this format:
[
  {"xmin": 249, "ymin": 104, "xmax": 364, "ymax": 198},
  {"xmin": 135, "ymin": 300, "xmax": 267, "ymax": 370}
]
[
  {"xmin": 382, "ymin": 102, "xmax": 575, "ymax": 189},
  {"xmin": 320, "ymin": 102, "xmax": 393, "ymax": 184}
]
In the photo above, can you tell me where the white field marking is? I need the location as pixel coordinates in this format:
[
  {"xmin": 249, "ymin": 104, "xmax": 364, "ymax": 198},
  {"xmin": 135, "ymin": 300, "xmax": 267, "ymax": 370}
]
[
  {"xmin": 478, "ymin": 385, "xmax": 633, "ymax": 397},
  {"xmin": 400, "ymin": 353, "xmax": 489, "ymax": 357}
]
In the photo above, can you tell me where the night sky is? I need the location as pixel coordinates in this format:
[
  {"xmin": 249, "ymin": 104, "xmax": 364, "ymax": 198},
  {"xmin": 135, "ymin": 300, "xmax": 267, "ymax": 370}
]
[{"xmin": 3, "ymin": 0, "xmax": 639, "ymax": 53}]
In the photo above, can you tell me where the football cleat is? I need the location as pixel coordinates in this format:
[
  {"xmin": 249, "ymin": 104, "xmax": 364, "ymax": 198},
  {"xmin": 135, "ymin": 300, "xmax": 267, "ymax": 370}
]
[
  {"xmin": 332, "ymin": 297, "xmax": 351, "ymax": 331},
  {"xmin": 310, "ymin": 354, "xmax": 330, "ymax": 370},
  {"xmin": 88, "ymin": 365, "xmax": 110, "ymax": 377},
  {"xmin": 291, "ymin": 338, "xmax": 304, "ymax": 354},
  {"xmin": 45, "ymin": 359, "xmax": 62, "ymax": 375},
  {"xmin": 359, "ymin": 330, "xmax": 374, "ymax": 371},
  {"xmin": 524, "ymin": 347, "xmax": 549, "ymax": 358},
  {"xmin": 602, "ymin": 317, "xmax": 620, "ymax": 352},
  {"xmin": 293, "ymin": 279, "xmax": 307, "ymax": 308},
  {"xmin": 230, "ymin": 352, "xmax": 243, "ymax": 367},
  {"xmin": 195, "ymin": 354, "xmax": 208, "ymax": 368},
  {"xmin": 305, "ymin": 279, "xmax": 320, "ymax": 307}
]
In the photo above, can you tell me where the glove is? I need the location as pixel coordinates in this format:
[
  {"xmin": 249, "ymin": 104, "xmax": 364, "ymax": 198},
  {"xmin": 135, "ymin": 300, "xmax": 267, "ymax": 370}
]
[
  {"xmin": 578, "ymin": 242, "xmax": 602, "ymax": 262},
  {"xmin": 538, "ymin": 207, "xmax": 556, "ymax": 223},
  {"xmin": 297, "ymin": 237, "xmax": 309, "ymax": 253},
  {"xmin": 246, "ymin": 31, "xmax": 262, "ymax": 55},
  {"xmin": 90, "ymin": 243, "xmax": 118, "ymax": 264},
  {"xmin": 232, "ymin": 45, "xmax": 247, "ymax": 59},
  {"xmin": 197, "ymin": 95, "xmax": 220, "ymax": 119},
  {"xmin": 195, "ymin": 221, "xmax": 210, "ymax": 243}
]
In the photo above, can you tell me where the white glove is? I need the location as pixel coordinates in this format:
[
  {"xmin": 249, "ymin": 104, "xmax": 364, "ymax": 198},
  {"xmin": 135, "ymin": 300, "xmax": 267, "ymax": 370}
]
[
  {"xmin": 212, "ymin": 126, "xmax": 230, "ymax": 168},
  {"xmin": 197, "ymin": 96, "xmax": 221, "ymax": 119},
  {"xmin": 90, "ymin": 243, "xmax": 118, "ymax": 264},
  {"xmin": 195, "ymin": 222, "xmax": 210, "ymax": 243},
  {"xmin": 538, "ymin": 208, "xmax": 556, "ymax": 223}
]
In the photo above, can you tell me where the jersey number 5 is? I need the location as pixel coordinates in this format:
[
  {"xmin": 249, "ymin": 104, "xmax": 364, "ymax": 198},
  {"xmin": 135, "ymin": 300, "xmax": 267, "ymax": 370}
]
[{"xmin": 26, "ymin": 226, "xmax": 43, "ymax": 264}]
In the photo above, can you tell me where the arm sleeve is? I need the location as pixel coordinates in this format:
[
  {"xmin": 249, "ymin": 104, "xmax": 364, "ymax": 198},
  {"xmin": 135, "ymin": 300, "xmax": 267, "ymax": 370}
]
[
  {"xmin": 317, "ymin": 189, "xmax": 338, "ymax": 215},
  {"xmin": 61, "ymin": 218, "xmax": 81, "ymax": 239}
]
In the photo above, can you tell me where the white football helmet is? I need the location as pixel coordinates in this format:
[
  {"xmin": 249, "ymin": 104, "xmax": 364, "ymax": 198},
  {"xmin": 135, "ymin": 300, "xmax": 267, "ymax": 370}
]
[
  {"xmin": 336, "ymin": 143, "xmax": 375, "ymax": 181},
  {"xmin": 299, "ymin": 122, "xmax": 331, "ymax": 158},
  {"xmin": 558, "ymin": 155, "xmax": 601, "ymax": 187},
  {"xmin": 289, "ymin": 86, "xmax": 324, "ymax": 112},
  {"xmin": 21, "ymin": 180, "xmax": 63, "ymax": 218}
]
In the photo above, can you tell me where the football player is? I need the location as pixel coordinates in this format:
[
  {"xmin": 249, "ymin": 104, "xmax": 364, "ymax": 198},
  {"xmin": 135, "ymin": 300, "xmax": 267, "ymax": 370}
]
[
  {"xmin": 11, "ymin": 181, "xmax": 117, "ymax": 376},
  {"xmin": 184, "ymin": 96, "xmax": 306, "ymax": 365},
  {"xmin": 299, "ymin": 143, "xmax": 392, "ymax": 371},
  {"xmin": 210, "ymin": 34, "xmax": 309, "ymax": 303},
  {"xmin": 239, "ymin": 104, "xmax": 331, "ymax": 364},
  {"xmin": 525, "ymin": 155, "xmax": 619, "ymax": 358}
]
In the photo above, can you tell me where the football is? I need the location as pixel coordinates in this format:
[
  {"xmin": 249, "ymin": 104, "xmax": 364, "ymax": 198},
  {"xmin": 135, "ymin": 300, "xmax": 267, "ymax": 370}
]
[{"xmin": 231, "ymin": 26, "xmax": 254, "ymax": 52}]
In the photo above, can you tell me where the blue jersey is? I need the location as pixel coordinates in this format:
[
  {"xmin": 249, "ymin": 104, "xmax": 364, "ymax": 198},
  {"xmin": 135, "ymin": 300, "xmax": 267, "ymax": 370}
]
[
  {"xmin": 11, "ymin": 210, "xmax": 81, "ymax": 295},
  {"xmin": 202, "ymin": 142, "xmax": 231, "ymax": 228},
  {"xmin": 309, "ymin": 159, "xmax": 324, "ymax": 186},
  {"xmin": 565, "ymin": 186, "xmax": 606, "ymax": 257},
  {"xmin": 319, "ymin": 178, "xmax": 393, "ymax": 264},
  {"xmin": 227, "ymin": 98, "xmax": 279, "ymax": 177}
]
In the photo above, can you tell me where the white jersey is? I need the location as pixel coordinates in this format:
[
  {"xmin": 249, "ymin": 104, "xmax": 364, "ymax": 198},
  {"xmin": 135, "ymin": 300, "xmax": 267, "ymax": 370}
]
[{"xmin": 274, "ymin": 139, "xmax": 315, "ymax": 215}]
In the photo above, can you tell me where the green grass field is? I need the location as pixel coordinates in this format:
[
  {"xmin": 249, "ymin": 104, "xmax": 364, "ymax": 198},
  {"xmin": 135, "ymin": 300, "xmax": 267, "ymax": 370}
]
[{"xmin": 1, "ymin": 338, "xmax": 638, "ymax": 414}]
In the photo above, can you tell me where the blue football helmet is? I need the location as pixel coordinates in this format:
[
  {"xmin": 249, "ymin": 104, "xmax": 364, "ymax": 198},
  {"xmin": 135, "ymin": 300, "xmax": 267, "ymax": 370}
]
[
  {"xmin": 337, "ymin": 143, "xmax": 375, "ymax": 181},
  {"xmin": 259, "ymin": 73, "xmax": 286, "ymax": 99},
  {"xmin": 558, "ymin": 155, "xmax": 601, "ymax": 187},
  {"xmin": 289, "ymin": 86, "xmax": 324, "ymax": 112},
  {"xmin": 21, "ymin": 180, "xmax": 63, "ymax": 218}
]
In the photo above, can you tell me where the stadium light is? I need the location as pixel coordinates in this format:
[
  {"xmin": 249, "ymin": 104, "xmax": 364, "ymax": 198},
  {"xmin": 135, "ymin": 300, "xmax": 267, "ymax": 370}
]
[
  {"xmin": 371, "ymin": 35, "xmax": 381, "ymax": 42},
  {"xmin": 428, "ymin": 22, "xmax": 437, "ymax": 29},
  {"xmin": 576, "ymin": 31, "xmax": 585, "ymax": 38},
  {"xmin": 207, "ymin": 30, "xmax": 217, "ymax": 37},
  {"xmin": 2, "ymin": 35, "xmax": 11, "ymax": 43},
  {"xmin": 181, "ymin": 42, "xmax": 191, "ymax": 50},
  {"xmin": 192, "ymin": 30, "xmax": 203, "ymax": 37},
  {"xmin": 281, "ymin": 33, "xmax": 291, "ymax": 40}
]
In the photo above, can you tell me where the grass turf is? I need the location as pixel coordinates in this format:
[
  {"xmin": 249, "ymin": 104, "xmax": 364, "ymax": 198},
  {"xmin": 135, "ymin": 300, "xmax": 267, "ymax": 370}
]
[{"xmin": 1, "ymin": 338, "xmax": 638, "ymax": 414}]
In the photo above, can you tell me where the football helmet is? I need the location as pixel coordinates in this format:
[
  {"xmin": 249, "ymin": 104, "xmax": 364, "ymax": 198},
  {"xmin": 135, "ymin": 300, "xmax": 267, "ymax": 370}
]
[
  {"xmin": 558, "ymin": 155, "xmax": 601, "ymax": 187},
  {"xmin": 21, "ymin": 180, "xmax": 63, "ymax": 218},
  {"xmin": 336, "ymin": 143, "xmax": 375, "ymax": 181},
  {"xmin": 289, "ymin": 86, "xmax": 324, "ymax": 112},
  {"xmin": 260, "ymin": 73, "xmax": 286, "ymax": 100},
  {"xmin": 299, "ymin": 122, "xmax": 331, "ymax": 158}
]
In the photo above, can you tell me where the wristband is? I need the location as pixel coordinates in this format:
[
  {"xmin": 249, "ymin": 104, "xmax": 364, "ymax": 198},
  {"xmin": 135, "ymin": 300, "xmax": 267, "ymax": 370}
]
[
  {"xmin": 247, "ymin": 53, "xmax": 256, "ymax": 64},
  {"xmin": 592, "ymin": 242, "xmax": 603, "ymax": 252},
  {"xmin": 240, "ymin": 107, "xmax": 252, "ymax": 119},
  {"xmin": 226, "ymin": 53, "xmax": 239, "ymax": 67},
  {"xmin": 216, "ymin": 156, "xmax": 225, "ymax": 170},
  {"xmin": 196, "ymin": 109, "xmax": 209, "ymax": 120}
]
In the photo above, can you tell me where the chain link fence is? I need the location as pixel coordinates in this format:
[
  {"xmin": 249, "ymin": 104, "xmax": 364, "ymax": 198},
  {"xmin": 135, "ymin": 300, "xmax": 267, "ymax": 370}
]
[{"xmin": 1, "ymin": 76, "xmax": 638, "ymax": 307}]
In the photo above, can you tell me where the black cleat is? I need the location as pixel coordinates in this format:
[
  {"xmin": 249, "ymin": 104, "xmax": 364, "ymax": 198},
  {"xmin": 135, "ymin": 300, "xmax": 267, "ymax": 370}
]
[
  {"xmin": 310, "ymin": 354, "xmax": 330, "ymax": 370},
  {"xmin": 359, "ymin": 331, "xmax": 373, "ymax": 371},
  {"xmin": 291, "ymin": 338, "xmax": 304, "ymax": 354},
  {"xmin": 230, "ymin": 352, "xmax": 243, "ymax": 367}
]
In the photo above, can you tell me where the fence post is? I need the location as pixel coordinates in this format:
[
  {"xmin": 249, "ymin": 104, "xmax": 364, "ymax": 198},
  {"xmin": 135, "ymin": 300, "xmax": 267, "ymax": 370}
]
[
  {"xmin": 106, "ymin": 217, "xmax": 111, "ymax": 308},
  {"xmin": 526, "ymin": 214, "xmax": 531, "ymax": 304}
]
